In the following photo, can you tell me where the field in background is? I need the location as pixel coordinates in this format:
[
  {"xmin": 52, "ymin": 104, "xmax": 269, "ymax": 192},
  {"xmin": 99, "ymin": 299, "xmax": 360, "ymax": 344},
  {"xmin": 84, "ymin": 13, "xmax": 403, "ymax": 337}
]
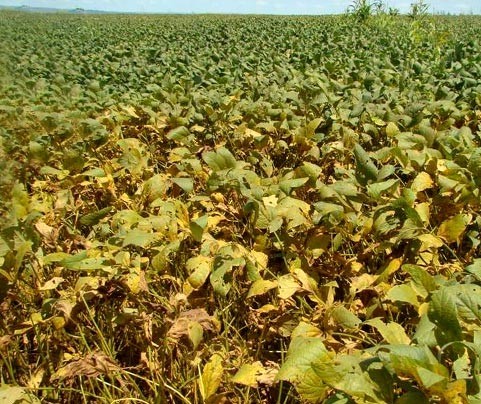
[{"xmin": 1, "ymin": 10, "xmax": 481, "ymax": 403}]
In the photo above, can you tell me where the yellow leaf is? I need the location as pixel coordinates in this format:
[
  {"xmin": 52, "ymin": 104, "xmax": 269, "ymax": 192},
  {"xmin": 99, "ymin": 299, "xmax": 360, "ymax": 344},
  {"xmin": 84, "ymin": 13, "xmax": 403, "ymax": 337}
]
[
  {"xmin": 31, "ymin": 312, "xmax": 43, "ymax": 325},
  {"xmin": 250, "ymin": 250, "xmax": 268, "ymax": 270},
  {"xmin": 211, "ymin": 192, "xmax": 224, "ymax": 203},
  {"xmin": 231, "ymin": 362, "xmax": 265, "ymax": 387},
  {"xmin": 411, "ymin": 172, "xmax": 434, "ymax": 193},
  {"xmin": 186, "ymin": 256, "xmax": 212, "ymax": 290},
  {"xmin": 122, "ymin": 271, "xmax": 148, "ymax": 294},
  {"xmin": 245, "ymin": 128, "xmax": 263, "ymax": 139},
  {"xmin": 255, "ymin": 304, "xmax": 278, "ymax": 314},
  {"xmin": 262, "ymin": 195, "xmax": 278, "ymax": 208},
  {"xmin": 207, "ymin": 214, "xmax": 226, "ymax": 229},
  {"xmin": 247, "ymin": 279, "xmax": 277, "ymax": 298},
  {"xmin": 191, "ymin": 124, "xmax": 206, "ymax": 133},
  {"xmin": 39, "ymin": 277, "xmax": 65, "ymax": 291},
  {"xmin": 28, "ymin": 367, "xmax": 45, "ymax": 389},
  {"xmin": 442, "ymin": 380, "xmax": 467, "ymax": 404},
  {"xmin": 415, "ymin": 202, "xmax": 431, "ymax": 224},
  {"xmin": 278, "ymin": 274, "xmax": 301, "ymax": 299},
  {"xmin": 52, "ymin": 316, "xmax": 66, "ymax": 330},
  {"xmin": 350, "ymin": 274, "xmax": 378, "ymax": 294},
  {"xmin": 350, "ymin": 261, "xmax": 363, "ymax": 273},
  {"xmin": 437, "ymin": 214, "xmax": 467, "ymax": 244},
  {"xmin": 199, "ymin": 354, "xmax": 224, "ymax": 401},
  {"xmin": 418, "ymin": 302, "xmax": 429, "ymax": 316},
  {"xmin": 377, "ymin": 258, "xmax": 402, "ymax": 283},
  {"xmin": 386, "ymin": 122, "xmax": 400, "ymax": 137},
  {"xmin": 417, "ymin": 234, "xmax": 444, "ymax": 251}
]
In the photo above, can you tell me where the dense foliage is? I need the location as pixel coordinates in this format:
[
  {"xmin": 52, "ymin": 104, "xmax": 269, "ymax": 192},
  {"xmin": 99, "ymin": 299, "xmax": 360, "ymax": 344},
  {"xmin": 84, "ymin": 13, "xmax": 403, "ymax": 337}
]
[{"xmin": 1, "ymin": 10, "xmax": 481, "ymax": 403}]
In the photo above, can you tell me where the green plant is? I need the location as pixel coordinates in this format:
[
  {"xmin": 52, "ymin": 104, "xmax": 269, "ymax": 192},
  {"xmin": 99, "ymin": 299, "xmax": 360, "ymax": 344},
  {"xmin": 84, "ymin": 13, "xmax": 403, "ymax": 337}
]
[
  {"xmin": 1, "ymin": 10, "xmax": 481, "ymax": 403},
  {"xmin": 409, "ymin": 0, "xmax": 430, "ymax": 19},
  {"xmin": 348, "ymin": 0, "xmax": 384, "ymax": 22}
]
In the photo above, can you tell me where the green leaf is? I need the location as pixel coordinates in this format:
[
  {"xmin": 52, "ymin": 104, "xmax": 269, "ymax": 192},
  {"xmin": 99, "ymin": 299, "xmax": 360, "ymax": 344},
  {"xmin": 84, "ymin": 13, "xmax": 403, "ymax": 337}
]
[
  {"xmin": 80, "ymin": 206, "xmax": 112, "ymax": 226},
  {"xmin": 384, "ymin": 345, "xmax": 449, "ymax": 392},
  {"xmin": 366, "ymin": 318, "xmax": 411, "ymax": 345},
  {"xmin": 190, "ymin": 215, "xmax": 208, "ymax": 242},
  {"xmin": 468, "ymin": 148, "xmax": 481, "ymax": 186},
  {"xmin": 81, "ymin": 168, "xmax": 106, "ymax": 177},
  {"xmin": 453, "ymin": 284, "xmax": 481, "ymax": 323},
  {"xmin": 277, "ymin": 324, "xmax": 328, "ymax": 382},
  {"xmin": 386, "ymin": 284, "xmax": 419, "ymax": 307},
  {"xmin": 299, "ymin": 162, "xmax": 322, "ymax": 183},
  {"xmin": 151, "ymin": 240, "xmax": 180, "ymax": 272},
  {"xmin": 306, "ymin": 117, "xmax": 323, "ymax": 138},
  {"xmin": 466, "ymin": 259, "xmax": 481, "ymax": 281},
  {"xmin": 313, "ymin": 202, "xmax": 344, "ymax": 222},
  {"xmin": 417, "ymin": 234, "xmax": 444, "ymax": 250},
  {"xmin": 367, "ymin": 179, "xmax": 399, "ymax": 199},
  {"xmin": 122, "ymin": 229, "xmax": 157, "ymax": 248},
  {"xmin": 413, "ymin": 314, "xmax": 437, "ymax": 347},
  {"xmin": 416, "ymin": 367, "xmax": 447, "ymax": 388},
  {"xmin": 210, "ymin": 253, "xmax": 244, "ymax": 297},
  {"xmin": 428, "ymin": 288, "xmax": 463, "ymax": 345},
  {"xmin": 42, "ymin": 252, "xmax": 70, "ymax": 265},
  {"xmin": 279, "ymin": 177, "xmax": 308, "ymax": 195},
  {"xmin": 313, "ymin": 354, "xmax": 382, "ymax": 402},
  {"xmin": 328, "ymin": 181, "xmax": 359, "ymax": 197},
  {"xmin": 171, "ymin": 177, "xmax": 194, "ymax": 193},
  {"xmin": 453, "ymin": 350, "xmax": 471, "ymax": 380},
  {"xmin": 166, "ymin": 126, "xmax": 190, "ymax": 143},
  {"xmin": 117, "ymin": 138, "xmax": 149, "ymax": 176},
  {"xmin": 11, "ymin": 183, "xmax": 29, "ymax": 220},
  {"xmin": 403, "ymin": 264, "xmax": 438, "ymax": 296},
  {"xmin": 202, "ymin": 147, "xmax": 238, "ymax": 171},
  {"xmin": 324, "ymin": 392, "xmax": 356, "ymax": 404},
  {"xmin": 143, "ymin": 174, "xmax": 170, "ymax": 202},
  {"xmin": 331, "ymin": 306, "xmax": 361, "ymax": 329},
  {"xmin": 277, "ymin": 323, "xmax": 330, "ymax": 402},
  {"xmin": 112, "ymin": 210, "xmax": 143, "ymax": 230},
  {"xmin": 386, "ymin": 122, "xmax": 400, "ymax": 137},
  {"xmin": 277, "ymin": 197, "xmax": 310, "ymax": 230},
  {"xmin": 354, "ymin": 143, "xmax": 378, "ymax": 186},
  {"xmin": 278, "ymin": 274, "xmax": 301, "ymax": 299},
  {"xmin": 39, "ymin": 166, "xmax": 69, "ymax": 179},
  {"xmin": 188, "ymin": 321, "xmax": 203, "ymax": 350},
  {"xmin": 60, "ymin": 252, "xmax": 107, "ymax": 272}
]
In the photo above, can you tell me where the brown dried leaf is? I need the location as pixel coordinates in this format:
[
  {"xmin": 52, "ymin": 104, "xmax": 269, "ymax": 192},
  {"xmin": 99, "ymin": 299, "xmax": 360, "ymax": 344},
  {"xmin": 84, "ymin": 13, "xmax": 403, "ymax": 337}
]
[
  {"xmin": 0, "ymin": 335, "xmax": 12, "ymax": 352},
  {"xmin": 53, "ymin": 299, "xmax": 76, "ymax": 323},
  {"xmin": 167, "ymin": 309, "xmax": 220, "ymax": 340},
  {"xmin": 256, "ymin": 361, "xmax": 279, "ymax": 386},
  {"xmin": 34, "ymin": 221, "xmax": 58, "ymax": 247},
  {"xmin": 232, "ymin": 361, "xmax": 279, "ymax": 387},
  {"xmin": 39, "ymin": 277, "xmax": 65, "ymax": 291},
  {"xmin": 52, "ymin": 350, "xmax": 120, "ymax": 380}
]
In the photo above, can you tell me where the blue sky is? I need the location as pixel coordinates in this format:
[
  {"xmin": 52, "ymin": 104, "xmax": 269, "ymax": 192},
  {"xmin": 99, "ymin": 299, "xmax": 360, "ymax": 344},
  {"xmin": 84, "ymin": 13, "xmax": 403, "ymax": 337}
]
[{"xmin": 0, "ymin": 0, "xmax": 480, "ymax": 15}]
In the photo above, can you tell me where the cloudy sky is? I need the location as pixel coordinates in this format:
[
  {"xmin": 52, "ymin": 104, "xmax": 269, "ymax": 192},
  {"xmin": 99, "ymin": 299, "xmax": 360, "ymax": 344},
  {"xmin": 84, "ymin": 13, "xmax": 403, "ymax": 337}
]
[{"xmin": 0, "ymin": 0, "xmax": 479, "ymax": 14}]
